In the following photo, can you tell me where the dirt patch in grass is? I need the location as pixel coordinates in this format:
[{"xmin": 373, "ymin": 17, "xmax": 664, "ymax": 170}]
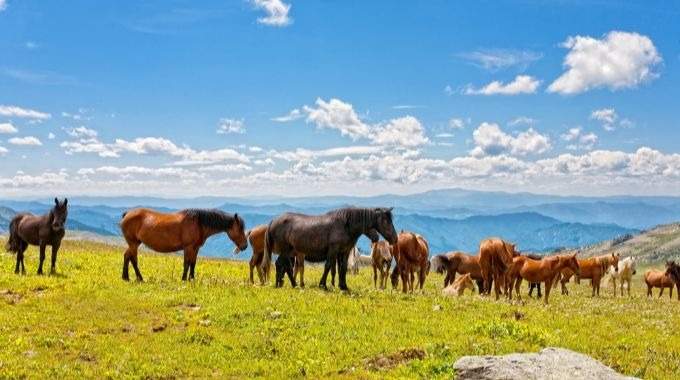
[
  {"xmin": 1, "ymin": 289, "xmax": 22, "ymax": 305},
  {"xmin": 364, "ymin": 348, "xmax": 426, "ymax": 371}
]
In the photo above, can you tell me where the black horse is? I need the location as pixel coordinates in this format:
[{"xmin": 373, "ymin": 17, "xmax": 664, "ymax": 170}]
[
  {"xmin": 262, "ymin": 207, "xmax": 398, "ymax": 291},
  {"xmin": 5, "ymin": 198, "xmax": 68, "ymax": 275}
]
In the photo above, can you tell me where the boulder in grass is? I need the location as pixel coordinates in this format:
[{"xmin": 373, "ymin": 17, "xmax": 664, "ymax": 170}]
[{"xmin": 453, "ymin": 347, "xmax": 638, "ymax": 380}]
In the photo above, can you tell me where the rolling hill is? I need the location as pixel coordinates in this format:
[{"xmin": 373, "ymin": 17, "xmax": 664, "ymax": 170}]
[{"xmin": 579, "ymin": 223, "xmax": 680, "ymax": 263}]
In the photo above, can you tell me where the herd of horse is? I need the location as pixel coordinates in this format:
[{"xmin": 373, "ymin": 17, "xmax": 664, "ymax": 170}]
[{"xmin": 5, "ymin": 199, "xmax": 680, "ymax": 304}]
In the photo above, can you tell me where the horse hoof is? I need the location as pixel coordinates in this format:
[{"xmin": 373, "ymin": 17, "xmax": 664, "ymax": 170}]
[{"xmin": 122, "ymin": 275, "xmax": 130, "ymax": 281}]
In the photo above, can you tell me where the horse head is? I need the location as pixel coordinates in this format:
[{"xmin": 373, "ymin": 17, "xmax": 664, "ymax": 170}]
[
  {"xmin": 566, "ymin": 253, "xmax": 580, "ymax": 276},
  {"xmin": 374, "ymin": 207, "xmax": 397, "ymax": 245},
  {"xmin": 611, "ymin": 253, "xmax": 620, "ymax": 273},
  {"xmin": 227, "ymin": 213, "xmax": 248, "ymax": 252},
  {"xmin": 51, "ymin": 198, "xmax": 68, "ymax": 232},
  {"xmin": 628, "ymin": 257, "xmax": 637, "ymax": 275},
  {"xmin": 665, "ymin": 261, "xmax": 680, "ymax": 284}
]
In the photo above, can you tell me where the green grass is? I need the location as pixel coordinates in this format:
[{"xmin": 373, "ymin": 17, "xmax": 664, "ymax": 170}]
[{"xmin": 1, "ymin": 239, "xmax": 680, "ymax": 379}]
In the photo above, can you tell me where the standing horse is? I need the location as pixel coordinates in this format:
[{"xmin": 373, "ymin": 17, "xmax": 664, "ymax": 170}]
[
  {"xmin": 508, "ymin": 253, "xmax": 579, "ymax": 304},
  {"xmin": 5, "ymin": 198, "xmax": 68, "ymax": 275},
  {"xmin": 606, "ymin": 256, "xmax": 637, "ymax": 297},
  {"xmin": 645, "ymin": 267, "xmax": 676, "ymax": 299},
  {"xmin": 242, "ymin": 224, "xmax": 270, "ymax": 285},
  {"xmin": 390, "ymin": 232, "xmax": 429, "ymax": 293},
  {"xmin": 666, "ymin": 261, "xmax": 680, "ymax": 300},
  {"xmin": 119, "ymin": 208, "xmax": 248, "ymax": 281},
  {"xmin": 525, "ymin": 254, "xmax": 544, "ymax": 298},
  {"xmin": 478, "ymin": 238, "xmax": 518, "ymax": 300},
  {"xmin": 430, "ymin": 252, "xmax": 484, "ymax": 292},
  {"xmin": 371, "ymin": 241, "xmax": 393, "ymax": 289},
  {"xmin": 557, "ymin": 253, "xmax": 619, "ymax": 296},
  {"xmin": 262, "ymin": 207, "xmax": 397, "ymax": 291}
]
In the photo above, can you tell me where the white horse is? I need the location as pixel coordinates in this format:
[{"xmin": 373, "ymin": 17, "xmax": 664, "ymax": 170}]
[{"xmin": 606, "ymin": 256, "xmax": 637, "ymax": 296}]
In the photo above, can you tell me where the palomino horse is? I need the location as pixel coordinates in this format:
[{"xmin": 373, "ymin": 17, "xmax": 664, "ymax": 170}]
[
  {"xmin": 606, "ymin": 256, "xmax": 637, "ymax": 297},
  {"xmin": 430, "ymin": 252, "xmax": 484, "ymax": 292},
  {"xmin": 507, "ymin": 254, "xmax": 580, "ymax": 304},
  {"xmin": 442, "ymin": 273, "xmax": 476, "ymax": 297},
  {"xmin": 262, "ymin": 207, "xmax": 398, "ymax": 291},
  {"xmin": 119, "ymin": 208, "xmax": 248, "ymax": 281},
  {"xmin": 6, "ymin": 198, "xmax": 68, "ymax": 275},
  {"xmin": 478, "ymin": 238, "xmax": 519, "ymax": 300},
  {"xmin": 391, "ymin": 232, "xmax": 429, "ymax": 293},
  {"xmin": 557, "ymin": 253, "xmax": 619, "ymax": 296},
  {"xmin": 645, "ymin": 267, "xmax": 676, "ymax": 299},
  {"xmin": 371, "ymin": 240, "xmax": 392, "ymax": 289}
]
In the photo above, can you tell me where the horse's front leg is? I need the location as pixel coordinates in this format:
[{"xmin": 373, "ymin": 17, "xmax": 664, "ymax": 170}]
[
  {"xmin": 319, "ymin": 252, "xmax": 334, "ymax": 290},
  {"xmin": 337, "ymin": 250, "xmax": 350, "ymax": 291},
  {"xmin": 49, "ymin": 241, "xmax": 61, "ymax": 275},
  {"xmin": 37, "ymin": 243, "xmax": 47, "ymax": 275}
]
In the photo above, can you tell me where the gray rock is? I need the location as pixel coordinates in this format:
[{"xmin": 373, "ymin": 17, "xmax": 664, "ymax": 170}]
[{"xmin": 453, "ymin": 347, "xmax": 638, "ymax": 380}]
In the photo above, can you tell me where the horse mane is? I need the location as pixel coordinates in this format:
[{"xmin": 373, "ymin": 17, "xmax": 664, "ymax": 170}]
[
  {"xmin": 183, "ymin": 209, "xmax": 240, "ymax": 231},
  {"xmin": 333, "ymin": 207, "xmax": 380, "ymax": 232}
]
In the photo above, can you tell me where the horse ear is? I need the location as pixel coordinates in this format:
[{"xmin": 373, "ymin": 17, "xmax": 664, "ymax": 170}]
[
  {"xmin": 55, "ymin": 197, "xmax": 59, "ymax": 206},
  {"xmin": 63, "ymin": 198, "xmax": 68, "ymax": 206},
  {"xmin": 234, "ymin": 213, "xmax": 239, "ymax": 225}
]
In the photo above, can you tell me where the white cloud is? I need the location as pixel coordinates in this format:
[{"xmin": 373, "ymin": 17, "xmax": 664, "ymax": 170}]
[
  {"xmin": 302, "ymin": 98, "xmax": 371, "ymax": 140},
  {"xmin": 436, "ymin": 133, "xmax": 454, "ymax": 138},
  {"xmin": 470, "ymin": 122, "xmax": 551, "ymax": 157},
  {"xmin": 0, "ymin": 122, "xmax": 18, "ymax": 134},
  {"xmin": 372, "ymin": 116, "xmax": 429, "ymax": 147},
  {"xmin": 464, "ymin": 75, "xmax": 541, "ymax": 95},
  {"xmin": 0, "ymin": 170, "xmax": 69, "ymax": 188},
  {"xmin": 560, "ymin": 127, "xmax": 598, "ymax": 150},
  {"xmin": 0, "ymin": 146, "xmax": 7, "ymax": 155},
  {"xmin": 0, "ymin": 0, "xmax": 6, "ymax": 12},
  {"xmin": 443, "ymin": 85, "xmax": 454, "ymax": 96},
  {"xmin": 248, "ymin": 146, "xmax": 263, "ymax": 152},
  {"xmin": 25, "ymin": 41, "xmax": 39, "ymax": 50},
  {"xmin": 271, "ymin": 146, "xmax": 384, "ymax": 162},
  {"xmin": 392, "ymin": 105, "xmax": 424, "ymax": 110},
  {"xmin": 78, "ymin": 166, "xmax": 202, "ymax": 179},
  {"xmin": 548, "ymin": 31, "xmax": 662, "ymax": 94},
  {"xmin": 272, "ymin": 108, "xmax": 303, "ymax": 122},
  {"xmin": 66, "ymin": 126, "xmax": 98, "ymax": 138},
  {"xmin": 457, "ymin": 49, "xmax": 542, "ymax": 71},
  {"xmin": 0, "ymin": 105, "xmax": 51, "ymax": 120},
  {"xmin": 252, "ymin": 0, "xmax": 292, "ymax": 27},
  {"xmin": 8, "ymin": 136, "xmax": 43, "ymax": 146},
  {"xmin": 590, "ymin": 108, "xmax": 618, "ymax": 131},
  {"xmin": 217, "ymin": 118, "xmax": 245, "ymax": 134},
  {"xmin": 48, "ymin": 132, "xmax": 56, "ymax": 140},
  {"xmin": 508, "ymin": 116, "xmax": 537, "ymax": 127},
  {"xmin": 197, "ymin": 164, "xmax": 253, "ymax": 173},
  {"xmin": 449, "ymin": 118, "xmax": 467, "ymax": 129}
]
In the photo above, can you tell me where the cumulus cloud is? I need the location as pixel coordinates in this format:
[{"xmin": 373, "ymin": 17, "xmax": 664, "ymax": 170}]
[
  {"xmin": 560, "ymin": 127, "xmax": 598, "ymax": 150},
  {"xmin": 590, "ymin": 108, "xmax": 619, "ymax": 131},
  {"xmin": 548, "ymin": 31, "xmax": 662, "ymax": 94},
  {"xmin": 464, "ymin": 75, "xmax": 541, "ymax": 95},
  {"xmin": 252, "ymin": 0, "xmax": 292, "ymax": 27},
  {"xmin": 457, "ymin": 49, "xmax": 542, "ymax": 71},
  {"xmin": 0, "ymin": 105, "xmax": 51, "ymax": 120},
  {"xmin": 302, "ymin": 98, "xmax": 371, "ymax": 140},
  {"xmin": 0, "ymin": 122, "xmax": 18, "ymax": 134},
  {"xmin": 66, "ymin": 126, "xmax": 98, "ymax": 138},
  {"xmin": 9, "ymin": 136, "xmax": 42, "ymax": 146},
  {"xmin": 470, "ymin": 122, "xmax": 551, "ymax": 157},
  {"xmin": 217, "ymin": 118, "xmax": 245, "ymax": 134},
  {"xmin": 372, "ymin": 116, "xmax": 429, "ymax": 147}
]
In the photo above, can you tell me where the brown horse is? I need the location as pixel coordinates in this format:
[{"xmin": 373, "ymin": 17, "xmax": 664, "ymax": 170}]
[
  {"xmin": 645, "ymin": 261, "xmax": 680, "ymax": 299},
  {"xmin": 5, "ymin": 198, "xmax": 68, "ymax": 275},
  {"xmin": 371, "ymin": 240, "xmax": 393, "ymax": 289},
  {"xmin": 507, "ymin": 253, "xmax": 579, "ymax": 304},
  {"xmin": 243, "ymin": 224, "xmax": 269, "ymax": 285},
  {"xmin": 119, "ymin": 208, "xmax": 248, "ymax": 281},
  {"xmin": 263, "ymin": 207, "xmax": 397, "ymax": 291},
  {"xmin": 478, "ymin": 238, "xmax": 519, "ymax": 300},
  {"xmin": 390, "ymin": 231, "xmax": 429, "ymax": 293},
  {"xmin": 666, "ymin": 261, "xmax": 680, "ymax": 300},
  {"xmin": 430, "ymin": 252, "xmax": 484, "ymax": 292},
  {"xmin": 557, "ymin": 253, "xmax": 619, "ymax": 296}
]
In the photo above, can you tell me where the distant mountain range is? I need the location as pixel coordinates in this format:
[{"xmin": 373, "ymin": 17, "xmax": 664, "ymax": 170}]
[{"xmin": 3, "ymin": 187, "xmax": 678, "ymax": 257}]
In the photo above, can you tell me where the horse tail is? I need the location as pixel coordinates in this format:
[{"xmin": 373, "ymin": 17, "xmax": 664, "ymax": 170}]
[
  {"xmin": 430, "ymin": 254, "xmax": 449, "ymax": 274},
  {"xmin": 5, "ymin": 215, "xmax": 24, "ymax": 254},
  {"xmin": 261, "ymin": 223, "xmax": 273, "ymax": 282}
]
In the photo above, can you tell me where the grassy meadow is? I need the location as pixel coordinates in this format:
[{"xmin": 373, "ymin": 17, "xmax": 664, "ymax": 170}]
[{"xmin": 1, "ymin": 239, "xmax": 680, "ymax": 379}]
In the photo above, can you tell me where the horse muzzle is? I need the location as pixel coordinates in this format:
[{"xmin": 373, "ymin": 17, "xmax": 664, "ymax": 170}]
[
  {"xmin": 239, "ymin": 243, "xmax": 248, "ymax": 252},
  {"xmin": 52, "ymin": 224, "xmax": 65, "ymax": 232}
]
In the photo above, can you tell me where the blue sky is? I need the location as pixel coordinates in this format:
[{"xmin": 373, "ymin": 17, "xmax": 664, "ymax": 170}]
[{"xmin": 1, "ymin": 0, "xmax": 679, "ymax": 198}]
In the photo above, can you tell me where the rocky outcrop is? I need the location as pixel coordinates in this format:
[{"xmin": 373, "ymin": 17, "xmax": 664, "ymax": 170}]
[{"xmin": 453, "ymin": 347, "xmax": 638, "ymax": 380}]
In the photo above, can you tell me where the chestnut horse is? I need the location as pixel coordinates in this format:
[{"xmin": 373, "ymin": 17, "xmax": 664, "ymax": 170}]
[
  {"xmin": 119, "ymin": 208, "xmax": 248, "ymax": 281},
  {"xmin": 645, "ymin": 268, "xmax": 675, "ymax": 299},
  {"xmin": 243, "ymin": 224, "xmax": 270, "ymax": 285},
  {"xmin": 6, "ymin": 198, "xmax": 68, "ymax": 275},
  {"xmin": 262, "ymin": 207, "xmax": 397, "ymax": 291},
  {"xmin": 557, "ymin": 253, "xmax": 619, "ymax": 296},
  {"xmin": 507, "ymin": 253, "xmax": 580, "ymax": 304},
  {"xmin": 371, "ymin": 240, "xmax": 393, "ymax": 289},
  {"xmin": 478, "ymin": 238, "xmax": 519, "ymax": 300},
  {"xmin": 390, "ymin": 232, "xmax": 429, "ymax": 293},
  {"xmin": 442, "ymin": 273, "xmax": 476, "ymax": 297},
  {"xmin": 430, "ymin": 252, "xmax": 484, "ymax": 292}
]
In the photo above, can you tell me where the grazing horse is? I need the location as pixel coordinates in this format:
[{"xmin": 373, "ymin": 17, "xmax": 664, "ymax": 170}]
[
  {"xmin": 390, "ymin": 232, "xmax": 429, "ymax": 293},
  {"xmin": 606, "ymin": 256, "xmax": 637, "ymax": 297},
  {"xmin": 430, "ymin": 252, "xmax": 484, "ymax": 292},
  {"xmin": 262, "ymin": 207, "xmax": 398, "ymax": 291},
  {"xmin": 371, "ymin": 241, "xmax": 393, "ymax": 289},
  {"xmin": 666, "ymin": 261, "xmax": 680, "ymax": 300},
  {"xmin": 508, "ymin": 254, "xmax": 579, "ymax": 304},
  {"xmin": 442, "ymin": 273, "xmax": 476, "ymax": 297},
  {"xmin": 478, "ymin": 238, "xmax": 519, "ymax": 300},
  {"xmin": 6, "ymin": 198, "xmax": 68, "ymax": 275},
  {"xmin": 557, "ymin": 253, "xmax": 619, "ymax": 296},
  {"xmin": 645, "ymin": 267, "xmax": 676, "ymax": 299},
  {"xmin": 119, "ymin": 208, "xmax": 248, "ymax": 281}
]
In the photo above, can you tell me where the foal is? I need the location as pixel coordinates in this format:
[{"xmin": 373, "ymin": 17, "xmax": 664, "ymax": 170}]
[
  {"xmin": 371, "ymin": 240, "xmax": 392, "ymax": 289},
  {"xmin": 442, "ymin": 273, "xmax": 476, "ymax": 297}
]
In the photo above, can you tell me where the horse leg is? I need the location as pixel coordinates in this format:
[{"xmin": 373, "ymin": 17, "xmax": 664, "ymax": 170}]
[
  {"xmin": 37, "ymin": 242, "xmax": 47, "ymax": 275},
  {"xmin": 49, "ymin": 241, "xmax": 61, "ymax": 275},
  {"xmin": 612, "ymin": 277, "xmax": 617, "ymax": 297},
  {"xmin": 475, "ymin": 279, "xmax": 484, "ymax": 294},
  {"xmin": 319, "ymin": 251, "xmax": 334, "ymax": 290},
  {"xmin": 659, "ymin": 287, "xmax": 664, "ymax": 298},
  {"xmin": 670, "ymin": 286, "xmax": 674, "ymax": 300},
  {"xmin": 373, "ymin": 265, "xmax": 378, "ymax": 288},
  {"xmin": 544, "ymin": 279, "xmax": 553, "ymax": 305},
  {"xmin": 338, "ymin": 251, "xmax": 349, "ymax": 291},
  {"xmin": 14, "ymin": 242, "xmax": 27, "ymax": 275},
  {"xmin": 298, "ymin": 255, "xmax": 305, "ymax": 288},
  {"xmin": 249, "ymin": 256, "xmax": 256, "ymax": 284},
  {"xmin": 493, "ymin": 274, "xmax": 502, "ymax": 301}
]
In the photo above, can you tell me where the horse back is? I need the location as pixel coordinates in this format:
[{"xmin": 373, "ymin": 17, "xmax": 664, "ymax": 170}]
[{"xmin": 15, "ymin": 212, "xmax": 50, "ymax": 245}]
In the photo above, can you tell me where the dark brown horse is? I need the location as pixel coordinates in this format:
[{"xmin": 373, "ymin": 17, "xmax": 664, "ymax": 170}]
[
  {"xmin": 262, "ymin": 207, "xmax": 398, "ymax": 291},
  {"xmin": 6, "ymin": 198, "xmax": 68, "ymax": 275},
  {"xmin": 119, "ymin": 208, "xmax": 248, "ymax": 281},
  {"xmin": 478, "ymin": 238, "xmax": 519, "ymax": 300},
  {"xmin": 666, "ymin": 261, "xmax": 680, "ymax": 300},
  {"xmin": 430, "ymin": 251, "xmax": 484, "ymax": 292}
]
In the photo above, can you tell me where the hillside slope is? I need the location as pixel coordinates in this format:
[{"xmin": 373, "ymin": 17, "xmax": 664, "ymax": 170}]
[{"xmin": 579, "ymin": 223, "xmax": 680, "ymax": 263}]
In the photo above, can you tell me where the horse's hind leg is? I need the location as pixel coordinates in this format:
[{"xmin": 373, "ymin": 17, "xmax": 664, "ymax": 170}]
[
  {"xmin": 14, "ymin": 242, "xmax": 27, "ymax": 275},
  {"xmin": 37, "ymin": 243, "xmax": 47, "ymax": 275}
]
